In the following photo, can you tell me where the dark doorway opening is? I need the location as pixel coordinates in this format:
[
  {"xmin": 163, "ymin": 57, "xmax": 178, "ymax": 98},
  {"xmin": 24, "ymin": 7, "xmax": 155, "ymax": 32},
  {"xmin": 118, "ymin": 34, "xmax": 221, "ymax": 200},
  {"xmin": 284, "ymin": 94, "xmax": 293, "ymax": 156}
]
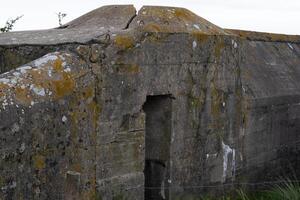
[{"xmin": 143, "ymin": 95, "xmax": 172, "ymax": 200}]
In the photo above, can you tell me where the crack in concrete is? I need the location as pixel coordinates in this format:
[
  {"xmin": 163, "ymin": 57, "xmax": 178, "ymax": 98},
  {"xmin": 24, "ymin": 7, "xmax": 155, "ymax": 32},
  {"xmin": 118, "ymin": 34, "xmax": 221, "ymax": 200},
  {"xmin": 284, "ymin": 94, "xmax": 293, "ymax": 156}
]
[{"xmin": 123, "ymin": 13, "xmax": 137, "ymax": 30}]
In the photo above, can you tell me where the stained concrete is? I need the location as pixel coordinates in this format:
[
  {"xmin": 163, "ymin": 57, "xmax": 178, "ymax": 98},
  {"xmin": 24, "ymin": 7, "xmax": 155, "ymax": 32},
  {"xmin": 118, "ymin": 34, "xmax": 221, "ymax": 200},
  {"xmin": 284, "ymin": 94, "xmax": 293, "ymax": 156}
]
[{"xmin": 0, "ymin": 5, "xmax": 300, "ymax": 200}]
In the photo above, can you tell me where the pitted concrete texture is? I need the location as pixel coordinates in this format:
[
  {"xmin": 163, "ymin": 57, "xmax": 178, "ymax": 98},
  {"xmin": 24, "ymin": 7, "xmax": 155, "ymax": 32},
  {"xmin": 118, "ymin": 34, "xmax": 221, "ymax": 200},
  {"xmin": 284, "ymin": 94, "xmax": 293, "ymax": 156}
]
[{"xmin": 0, "ymin": 5, "xmax": 300, "ymax": 200}]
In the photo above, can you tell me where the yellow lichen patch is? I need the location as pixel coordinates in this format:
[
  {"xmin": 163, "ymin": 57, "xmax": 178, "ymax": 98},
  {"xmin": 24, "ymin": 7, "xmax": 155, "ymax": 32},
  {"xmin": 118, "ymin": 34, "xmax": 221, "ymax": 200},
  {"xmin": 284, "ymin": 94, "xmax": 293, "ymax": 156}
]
[
  {"xmin": 53, "ymin": 58, "xmax": 63, "ymax": 72},
  {"xmin": 33, "ymin": 155, "xmax": 46, "ymax": 169},
  {"xmin": 70, "ymin": 163, "xmax": 82, "ymax": 173},
  {"xmin": 114, "ymin": 35, "xmax": 135, "ymax": 49},
  {"xmin": 52, "ymin": 73, "xmax": 75, "ymax": 99},
  {"xmin": 214, "ymin": 38, "xmax": 225, "ymax": 59},
  {"xmin": 25, "ymin": 62, "xmax": 75, "ymax": 100},
  {"xmin": 28, "ymin": 70, "xmax": 46, "ymax": 82},
  {"xmin": 83, "ymin": 87, "xmax": 94, "ymax": 99},
  {"xmin": 116, "ymin": 64, "xmax": 140, "ymax": 74},
  {"xmin": 0, "ymin": 83, "xmax": 9, "ymax": 98},
  {"xmin": 227, "ymin": 29, "xmax": 300, "ymax": 43},
  {"xmin": 88, "ymin": 100, "xmax": 102, "ymax": 130},
  {"xmin": 192, "ymin": 31, "xmax": 209, "ymax": 43},
  {"xmin": 15, "ymin": 87, "xmax": 32, "ymax": 106},
  {"xmin": 174, "ymin": 8, "xmax": 197, "ymax": 22},
  {"xmin": 210, "ymin": 85, "xmax": 223, "ymax": 117},
  {"xmin": 143, "ymin": 23, "xmax": 162, "ymax": 33}
]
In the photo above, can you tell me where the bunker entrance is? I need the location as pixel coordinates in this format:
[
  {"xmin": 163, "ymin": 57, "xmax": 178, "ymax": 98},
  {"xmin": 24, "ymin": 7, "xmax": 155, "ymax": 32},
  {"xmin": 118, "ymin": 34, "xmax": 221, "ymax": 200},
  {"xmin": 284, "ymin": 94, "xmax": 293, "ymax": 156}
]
[{"xmin": 143, "ymin": 95, "xmax": 172, "ymax": 200}]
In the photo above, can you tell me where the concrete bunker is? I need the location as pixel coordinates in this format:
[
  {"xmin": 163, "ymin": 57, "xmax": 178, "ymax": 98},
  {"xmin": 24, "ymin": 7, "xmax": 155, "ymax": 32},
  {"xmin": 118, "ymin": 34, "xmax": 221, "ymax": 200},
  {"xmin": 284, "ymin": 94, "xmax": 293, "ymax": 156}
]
[
  {"xmin": 0, "ymin": 4, "xmax": 300, "ymax": 200},
  {"xmin": 143, "ymin": 95, "xmax": 172, "ymax": 200}
]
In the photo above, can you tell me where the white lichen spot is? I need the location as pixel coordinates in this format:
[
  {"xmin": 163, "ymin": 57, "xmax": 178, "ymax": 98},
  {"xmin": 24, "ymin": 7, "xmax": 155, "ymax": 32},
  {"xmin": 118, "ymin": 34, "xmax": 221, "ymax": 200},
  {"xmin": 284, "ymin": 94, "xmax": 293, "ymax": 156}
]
[
  {"xmin": 242, "ymin": 86, "xmax": 246, "ymax": 93},
  {"xmin": 288, "ymin": 43, "xmax": 294, "ymax": 50},
  {"xmin": 1, "ymin": 181, "xmax": 17, "ymax": 191},
  {"xmin": 2, "ymin": 99, "xmax": 8, "ymax": 110},
  {"xmin": 0, "ymin": 78, "xmax": 11, "ymax": 85},
  {"xmin": 10, "ymin": 77, "xmax": 18, "ymax": 85},
  {"xmin": 34, "ymin": 55, "xmax": 58, "ymax": 66},
  {"xmin": 30, "ymin": 101, "xmax": 35, "ymax": 106},
  {"xmin": 19, "ymin": 143, "xmax": 26, "ymax": 153},
  {"xmin": 10, "ymin": 181, "xmax": 17, "ymax": 189},
  {"xmin": 222, "ymin": 102, "xmax": 226, "ymax": 107},
  {"xmin": 31, "ymin": 86, "xmax": 46, "ymax": 96},
  {"xmin": 48, "ymin": 70, "xmax": 52, "ymax": 77},
  {"xmin": 193, "ymin": 24, "xmax": 200, "ymax": 30},
  {"xmin": 62, "ymin": 115, "xmax": 67, "ymax": 123},
  {"xmin": 21, "ymin": 109, "xmax": 25, "ymax": 114},
  {"xmin": 234, "ymin": 42, "xmax": 238, "ymax": 48},
  {"xmin": 64, "ymin": 67, "xmax": 71, "ymax": 72},
  {"xmin": 11, "ymin": 123, "xmax": 20, "ymax": 133},
  {"xmin": 12, "ymin": 72, "xmax": 21, "ymax": 77},
  {"xmin": 18, "ymin": 65, "xmax": 32, "ymax": 74},
  {"xmin": 160, "ymin": 181, "xmax": 166, "ymax": 199},
  {"xmin": 206, "ymin": 153, "xmax": 217, "ymax": 159},
  {"xmin": 192, "ymin": 41, "xmax": 197, "ymax": 49},
  {"xmin": 222, "ymin": 141, "xmax": 236, "ymax": 182},
  {"xmin": 231, "ymin": 39, "xmax": 238, "ymax": 48}
]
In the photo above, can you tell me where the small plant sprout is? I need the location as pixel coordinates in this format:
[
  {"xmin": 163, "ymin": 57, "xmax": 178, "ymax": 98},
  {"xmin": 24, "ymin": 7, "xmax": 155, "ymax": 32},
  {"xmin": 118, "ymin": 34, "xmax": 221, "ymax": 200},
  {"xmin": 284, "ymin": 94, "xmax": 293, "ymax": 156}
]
[
  {"xmin": 57, "ymin": 12, "xmax": 67, "ymax": 26},
  {"xmin": 0, "ymin": 15, "xmax": 23, "ymax": 33}
]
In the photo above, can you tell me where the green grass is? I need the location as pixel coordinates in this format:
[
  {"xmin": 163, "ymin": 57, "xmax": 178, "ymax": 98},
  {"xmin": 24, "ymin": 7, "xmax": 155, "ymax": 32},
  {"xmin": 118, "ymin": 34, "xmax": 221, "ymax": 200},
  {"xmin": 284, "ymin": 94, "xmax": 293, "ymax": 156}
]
[
  {"xmin": 201, "ymin": 179, "xmax": 300, "ymax": 200},
  {"xmin": 268, "ymin": 179, "xmax": 300, "ymax": 200}
]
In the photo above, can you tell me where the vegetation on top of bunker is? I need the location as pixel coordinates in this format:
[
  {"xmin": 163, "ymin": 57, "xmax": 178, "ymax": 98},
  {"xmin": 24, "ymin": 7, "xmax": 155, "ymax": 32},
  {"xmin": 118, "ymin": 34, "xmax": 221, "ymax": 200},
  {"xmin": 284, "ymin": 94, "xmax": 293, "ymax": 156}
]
[
  {"xmin": 1, "ymin": 12, "xmax": 67, "ymax": 33},
  {"xmin": 0, "ymin": 15, "xmax": 23, "ymax": 33}
]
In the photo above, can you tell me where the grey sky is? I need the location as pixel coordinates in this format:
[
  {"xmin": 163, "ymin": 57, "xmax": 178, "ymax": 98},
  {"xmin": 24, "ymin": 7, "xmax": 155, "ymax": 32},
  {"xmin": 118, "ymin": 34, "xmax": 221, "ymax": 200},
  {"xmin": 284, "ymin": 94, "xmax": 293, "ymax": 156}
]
[{"xmin": 1, "ymin": 0, "xmax": 300, "ymax": 34}]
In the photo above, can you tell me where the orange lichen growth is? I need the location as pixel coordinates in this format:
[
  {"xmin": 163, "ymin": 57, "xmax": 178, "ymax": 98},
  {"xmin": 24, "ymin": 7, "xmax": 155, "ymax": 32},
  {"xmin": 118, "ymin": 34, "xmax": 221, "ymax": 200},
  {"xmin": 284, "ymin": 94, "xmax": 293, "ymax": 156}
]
[
  {"xmin": 33, "ymin": 155, "xmax": 46, "ymax": 169},
  {"xmin": 114, "ymin": 35, "xmax": 135, "ymax": 49}
]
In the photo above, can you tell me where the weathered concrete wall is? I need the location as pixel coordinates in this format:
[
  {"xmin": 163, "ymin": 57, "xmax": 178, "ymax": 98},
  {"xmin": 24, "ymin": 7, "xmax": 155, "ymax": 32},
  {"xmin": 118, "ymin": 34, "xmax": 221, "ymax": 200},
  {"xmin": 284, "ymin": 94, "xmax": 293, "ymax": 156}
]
[{"xmin": 0, "ymin": 5, "xmax": 299, "ymax": 200}]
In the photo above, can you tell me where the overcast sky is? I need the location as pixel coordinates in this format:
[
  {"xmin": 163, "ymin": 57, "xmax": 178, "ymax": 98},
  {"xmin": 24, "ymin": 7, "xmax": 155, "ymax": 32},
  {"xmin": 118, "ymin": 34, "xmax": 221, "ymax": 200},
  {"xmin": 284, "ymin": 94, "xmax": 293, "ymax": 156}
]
[{"xmin": 1, "ymin": 0, "xmax": 300, "ymax": 35}]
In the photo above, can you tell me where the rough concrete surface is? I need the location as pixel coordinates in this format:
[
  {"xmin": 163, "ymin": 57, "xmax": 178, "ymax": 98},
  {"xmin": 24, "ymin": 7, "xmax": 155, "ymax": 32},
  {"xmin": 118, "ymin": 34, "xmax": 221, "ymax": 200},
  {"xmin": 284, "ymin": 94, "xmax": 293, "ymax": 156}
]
[{"xmin": 0, "ymin": 4, "xmax": 300, "ymax": 200}]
